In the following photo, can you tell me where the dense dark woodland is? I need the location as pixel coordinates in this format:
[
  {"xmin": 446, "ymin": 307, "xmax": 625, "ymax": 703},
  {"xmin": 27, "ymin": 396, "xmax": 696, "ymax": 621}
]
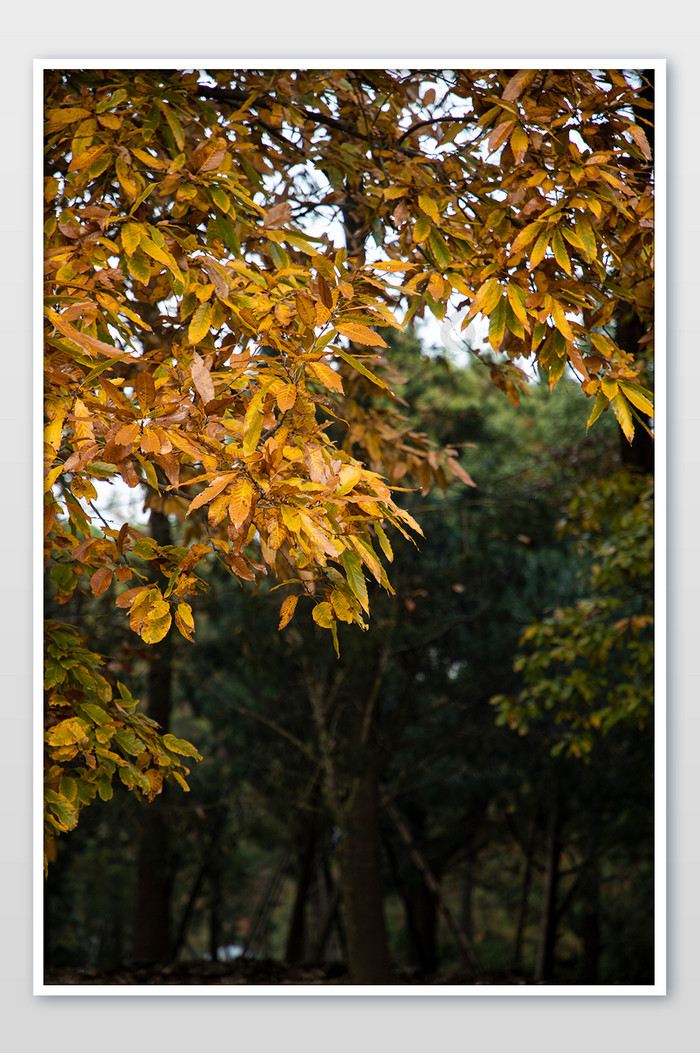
[
  {"xmin": 44, "ymin": 67, "xmax": 654, "ymax": 986},
  {"xmin": 45, "ymin": 335, "xmax": 654, "ymax": 986}
]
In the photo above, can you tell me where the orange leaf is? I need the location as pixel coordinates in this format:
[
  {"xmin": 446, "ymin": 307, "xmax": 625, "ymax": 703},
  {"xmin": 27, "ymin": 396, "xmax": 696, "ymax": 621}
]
[
  {"xmin": 186, "ymin": 473, "xmax": 237, "ymax": 516},
  {"xmin": 228, "ymin": 476, "xmax": 255, "ymax": 528},
  {"xmin": 335, "ymin": 322, "xmax": 387, "ymax": 347}
]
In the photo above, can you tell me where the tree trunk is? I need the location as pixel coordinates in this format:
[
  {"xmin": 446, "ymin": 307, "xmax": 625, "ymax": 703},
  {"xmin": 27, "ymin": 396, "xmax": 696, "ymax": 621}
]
[
  {"xmin": 132, "ymin": 509, "xmax": 174, "ymax": 963},
  {"xmin": 512, "ymin": 806, "xmax": 540, "ymax": 970},
  {"xmin": 336, "ymin": 762, "xmax": 392, "ymax": 984},
  {"xmin": 460, "ymin": 852, "xmax": 476, "ymax": 949},
  {"xmin": 535, "ymin": 793, "xmax": 563, "ymax": 982},
  {"xmin": 285, "ymin": 807, "xmax": 318, "ymax": 962},
  {"xmin": 579, "ymin": 856, "xmax": 601, "ymax": 983}
]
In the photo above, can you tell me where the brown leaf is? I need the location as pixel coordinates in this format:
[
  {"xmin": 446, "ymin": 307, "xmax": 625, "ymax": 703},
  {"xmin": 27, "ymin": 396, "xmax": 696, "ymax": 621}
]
[
  {"xmin": 262, "ymin": 202, "xmax": 293, "ymax": 229},
  {"xmin": 90, "ymin": 567, "xmax": 113, "ymax": 597},
  {"xmin": 199, "ymin": 257, "xmax": 230, "ymax": 298},
  {"xmin": 135, "ymin": 370, "xmax": 156, "ymax": 410},
  {"xmin": 502, "ymin": 69, "xmax": 537, "ymax": 102},
  {"xmin": 191, "ymin": 351, "xmax": 216, "ymax": 404}
]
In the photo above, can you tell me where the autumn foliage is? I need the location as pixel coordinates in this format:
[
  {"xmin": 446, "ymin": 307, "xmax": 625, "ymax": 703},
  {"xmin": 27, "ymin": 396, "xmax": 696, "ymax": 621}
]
[{"xmin": 43, "ymin": 68, "xmax": 654, "ymax": 867}]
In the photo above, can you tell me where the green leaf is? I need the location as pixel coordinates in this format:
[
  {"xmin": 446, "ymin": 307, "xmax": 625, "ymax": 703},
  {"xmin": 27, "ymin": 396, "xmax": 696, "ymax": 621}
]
[
  {"xmin": 157, "ymin": 100, "xmax": 185, "ymax": 150},
  {"xmin": 488, "ymin": 295, "xmax": 507, "ymax": 349},
  {"xmin": 551, "ymin": 229, "xmax": 572, "ymax": 274},
  {"xmin": 216, "ymin": 214, "xmax": 240, "ymax": 253},
  {"xmin": 575, "ymin": 216, "xmax": 598, "ymax": 260},
  {"xmin": 333, "ymin": 346, "xmax": 392, "ymax": 392},
  {"xmin": 97, "ymin": 776, "xmax": 114, "ymax": 801},
  {"xmin": 126, "ymin": 248, "xmax": 152, "ymax": 284},
  {"xmin": 210, "ymin": 187, "xmax": 231, "ymax": 212},
  {"xmin": 506, "ymin": 283, "xmax": 529, "ymax": 328},
  {"xmin": 340, "ymin": 549, "xmax": 369, "ymax": 612},
  {"xmin": 162, "ymin": 733, "xmax": 202, "ymax": 759},
  {"xmin": 373, "ymin": 521, "xmax": 394, "ymax": 562},
  {"xmin": 427, "ymin": 229, "xmax": 452, "ymax": 269},
  {"xmin": 78, "ymin": 703, "xmax": 111, "ymax": 726},
  {"xmin": 529, "ymin": 228, "xmax": 551, "ymax": 269},
  {"xmin": 586, "ymin": 391, "xmax": 608, "ymax": 431}
]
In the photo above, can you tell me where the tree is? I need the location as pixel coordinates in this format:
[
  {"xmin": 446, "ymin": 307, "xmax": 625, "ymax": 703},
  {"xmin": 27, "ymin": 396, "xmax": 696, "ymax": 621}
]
[
  {"xmin": 491, "ymin": 468, "xmax": 654, "ymax": 758},
  {"xmin": 43, "ymin": 67, "xmax": 654, "ymax": 978}
]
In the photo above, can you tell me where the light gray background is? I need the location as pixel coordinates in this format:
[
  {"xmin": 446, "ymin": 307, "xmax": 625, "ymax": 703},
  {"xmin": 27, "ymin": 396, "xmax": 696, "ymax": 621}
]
[{"xmin": 4, "ymin": 8, "xmax": 696, "ymax": 1050}]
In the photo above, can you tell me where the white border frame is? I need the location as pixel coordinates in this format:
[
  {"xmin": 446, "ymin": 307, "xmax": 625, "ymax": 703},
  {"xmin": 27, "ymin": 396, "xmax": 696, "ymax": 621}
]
[{"xmin": 34, "ymin": 58, "xmax": 666, "ymax": 998}]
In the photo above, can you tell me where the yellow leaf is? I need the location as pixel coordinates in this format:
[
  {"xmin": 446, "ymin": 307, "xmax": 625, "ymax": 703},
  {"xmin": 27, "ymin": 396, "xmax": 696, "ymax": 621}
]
[
  {"xmin": 188, "ymin": 302, "xmax": 214, "ymax": 345},
  {"xmin": 243, "ymin": 395, "xmax": 266, "ymax": 457},
  {"xmin": 601, "ymin": 376, "xmax": 619, "ymax": 400},
  {"xmin": 139, "ymin": 603, "xmax": 172, "ymax": 644},
  {"xmin": 506, "ymin": 283, "xmax": 529, "ymax": 328},
  {"xmin": 349, "ymin": 535, "xmax": 383, "ymax": 583},
  {"xmin": 121, "ymin": 221, "xmax": 142, "ymax": 256},
  {"xmin": 551, "ymin": 300, "xmax": 575, "ymax": 342},
  {"xmin": 412, "ymin": 212, "xmax": 431, "ymax": 244},
  {"xmin": 44, "ymin": 465, "xmax": 63, "ymax": 492},
  {"xmin": 510, "ymin": 124, "xmax": 529, "ymax": 164},
  {"xmin": 619, "ymin": 381, "xmax": 654, "ymax": 418},
  {"xmin": 174, "ymin": 602, "xmax": 195, "ymax": 641},
  {"xmin": 575, "ymin": 216, "xmax": 598, "ymax": 260},
  {"xmin": 469, "ymin": 277, "xmax": 502, "ymax": 319},
  {"xmin": 312, "ymin": 601, "xmax": 334, "ymax": 628},
  {"xmin": 278, "ymin": 594, "xmax": 298, "ymax": 630},
  {"xmin": 330, "ymin": 588, "xmax": 356, "ymax": 623},
  {"xmin": 509, "ymin": 222, "xmax": 543, "ymax": 257},
  {"xmin": 69, "ymin": 144, "xmax": 108, "ymax": 172},
  {"xmin": 612, "ymin": 392, "xmax": 635, "ymax": 444},
  {"xmin": 418, "ymin": 194, "xmax": 440, "ymax": 224},
  {"xmin": 586, "ymin": 391, "xmax": 608, "ymax": 432},
  {"xmin": 45, "ymin": 307, "xmax": 130, "ymax": 360}
]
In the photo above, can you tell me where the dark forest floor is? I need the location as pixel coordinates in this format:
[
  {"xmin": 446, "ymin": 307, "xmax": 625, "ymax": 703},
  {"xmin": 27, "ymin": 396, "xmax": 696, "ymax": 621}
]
[{"xmin": 44, "ymin": 958, "xmax": 545, "ymax": 986}]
